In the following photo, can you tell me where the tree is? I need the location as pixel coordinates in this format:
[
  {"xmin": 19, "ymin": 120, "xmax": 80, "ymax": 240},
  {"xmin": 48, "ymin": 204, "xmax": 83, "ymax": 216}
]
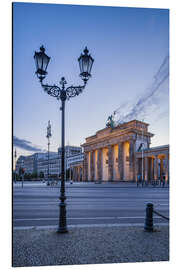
[
  {"xmin": 31, "ymin": 172, "xmax": 38, "ymax": 179},
  {"xmin": 39, "ymin": 171, "xmax": 44, "ymax": 179}
]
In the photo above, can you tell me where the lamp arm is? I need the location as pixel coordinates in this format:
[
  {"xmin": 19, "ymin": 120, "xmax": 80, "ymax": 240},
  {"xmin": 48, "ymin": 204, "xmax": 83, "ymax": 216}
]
[
  {"xmin": 41, "ymin": 83, "xmax": 62, "ymax": 100},
  {"xmin": 41, "ymin": 82, "xmax": 86, "ymax": 100},
  {"xmin": 66, "ymin": 84, "xmax": 86, "ymax": 99}
]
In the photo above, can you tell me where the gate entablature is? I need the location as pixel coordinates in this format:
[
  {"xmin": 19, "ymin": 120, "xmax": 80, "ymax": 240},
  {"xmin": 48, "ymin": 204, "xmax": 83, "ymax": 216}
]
[{"xmin": 82, "ymin": 120, "xmax": 154, "ymax": 153}]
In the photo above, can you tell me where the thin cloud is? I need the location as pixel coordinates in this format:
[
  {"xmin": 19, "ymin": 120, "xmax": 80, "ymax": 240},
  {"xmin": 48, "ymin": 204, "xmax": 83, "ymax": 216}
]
[
  {"xmin": 116, "ymin": 55, "xmax": 169, "ymax": 123},
  {"xmin": 13, "ymin": 136, "xmax": 43, "ymax": 152}
]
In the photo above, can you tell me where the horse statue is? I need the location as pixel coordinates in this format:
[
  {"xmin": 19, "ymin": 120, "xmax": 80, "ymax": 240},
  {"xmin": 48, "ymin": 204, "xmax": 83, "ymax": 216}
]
[{"xmin": 106, "ymin": 113, "xmax": 115, "ymax": 128}]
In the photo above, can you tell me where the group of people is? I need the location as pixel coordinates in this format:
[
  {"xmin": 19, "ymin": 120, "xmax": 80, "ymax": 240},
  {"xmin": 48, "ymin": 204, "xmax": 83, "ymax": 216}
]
[{"xmin": 137, "ymin": 173, "xmax": 166, "ymax": 187}]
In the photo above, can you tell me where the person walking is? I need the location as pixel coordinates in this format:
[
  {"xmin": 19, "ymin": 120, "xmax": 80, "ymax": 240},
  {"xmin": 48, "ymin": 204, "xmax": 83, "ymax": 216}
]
[
  {"xmin": 162, "ymin": 172, "xmax": 166, "ymax": 187},
  {"xmin": 137, "ymin": 174, "xmax": 141, "ymax": 187}
]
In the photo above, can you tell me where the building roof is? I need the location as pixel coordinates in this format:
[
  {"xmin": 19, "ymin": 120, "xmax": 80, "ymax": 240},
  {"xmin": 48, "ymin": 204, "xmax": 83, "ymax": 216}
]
[{"xmin": 138, "ymin": 144, "xmax": 169, "ymax": 153}]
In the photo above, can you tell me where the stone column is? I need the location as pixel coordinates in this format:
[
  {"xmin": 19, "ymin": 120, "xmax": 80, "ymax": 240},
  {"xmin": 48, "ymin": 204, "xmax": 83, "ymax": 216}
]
[
  {"xmin": 151, "ymin": 157, "xmax": 154, "ymax": 181},
  {"xmin": 80, "ymin": 166, "xmax": 83, "ymax": 181},
  {"xmin": 76, "ymin": 167, "xmax": 78, "ymax": 181},
  {"xmin": 108, "ymin": 145, "xmax": 114, "ymax": 181},
  {"xmin": 76, "ymin": 166, "xmax": 79, "ymax": 182},
  {"xmin": 144, "ymin": 157, "xmax": 148, "ymax": 182},
  {"xmin": 129, "ymin": 140, "xmax": 136, "ymax": 181},
  {"xmin": 72, "ymin": 167, "xmax": 74, "ymax": 181},
  {"xmin": 94, "ymin": 150, "xmax": 98, "ymax": 181},
  {"xmin": 97, "ymin": 148, "xmax": 102, "ymax": 181},
  {"xmin": 78, "ymin": 167, "xmax": 80, "ymax": 182},
  {"xmin": 90, "ymin": 151, "xmax": 95, "ymax": 181},
  {"xmin": 83, "ymin": 151, "xmax": 89, "ymax": 181},
  {"xmin": 118, "ymin": 142, "xmax": 123, "ymax": 180},
  {"xmin": 73, "ymin": 167, "xmax": 76, "ymax": 181},
  {"xmin": 160, "ymin": 158, "xmax": 164, "ymax": 181},
  {"xmin": 77, "ymin": 167, "xmax": 79, "ymax": 181},
  {"xmin": 74, "ymin": 167, "xmax": 77, "ymax": 181},
  {"xmin": 165, "ymin": 154, "xmax": 169, "ymax": 182},
  {"xmin": 154, "ymin": 155, "xmax": 159, "ymax": 181},
  {"xmin": 135, "ymin": 158, "xmax": 139, "ymax": 182}
]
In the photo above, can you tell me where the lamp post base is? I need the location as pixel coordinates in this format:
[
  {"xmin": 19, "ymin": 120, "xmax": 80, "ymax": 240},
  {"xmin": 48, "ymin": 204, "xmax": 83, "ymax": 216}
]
[
  {"xmin": 57, "ymin": 201, "xmax": 68, "ymax": 233},
  {"xmin": 57, "ymin": 227, "xmax": 68, "ymax": 233}
]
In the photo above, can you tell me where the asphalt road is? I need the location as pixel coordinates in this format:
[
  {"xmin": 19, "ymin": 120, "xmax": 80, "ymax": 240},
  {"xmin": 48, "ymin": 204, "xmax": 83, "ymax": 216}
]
[{"xmin": 13, "ymin": 182, "xmax": 169, "ymax": 228}]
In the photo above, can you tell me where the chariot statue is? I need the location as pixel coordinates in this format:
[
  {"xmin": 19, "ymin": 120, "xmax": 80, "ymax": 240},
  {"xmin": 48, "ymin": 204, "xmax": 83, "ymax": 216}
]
[{"xmin": 106, "ymin": 113, "xmax": 115, "ymax": 128}]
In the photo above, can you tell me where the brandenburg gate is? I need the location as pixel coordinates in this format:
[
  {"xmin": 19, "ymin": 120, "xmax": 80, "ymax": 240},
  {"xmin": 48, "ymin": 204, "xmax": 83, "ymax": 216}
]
[{"xmin": 81, "ymin": 120, "xmax": 169, "ymax": 182}]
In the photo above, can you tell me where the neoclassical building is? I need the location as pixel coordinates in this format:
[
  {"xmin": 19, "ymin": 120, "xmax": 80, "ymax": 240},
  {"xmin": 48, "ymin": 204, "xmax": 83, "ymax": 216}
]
[
  {"xmin": 79, "ymin": 120, "xmax": 169, "ymax": 182},
  {"xmin": 136, "ymin": 144, "xmax": 169, "ymax": 182}
]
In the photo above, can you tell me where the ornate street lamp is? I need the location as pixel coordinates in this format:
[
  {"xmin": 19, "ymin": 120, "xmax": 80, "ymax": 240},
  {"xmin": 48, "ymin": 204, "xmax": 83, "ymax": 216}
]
[
  {"xmin": 34, "ymin": 46, "xmax": 94, "ymax": 233},
  {"xmin": 46, "ymin": 120, "xmax": 52, "ymax": 183},
  {"xmin": 34, "ymin": 46, "xmax": 50, "ymax": 82}
]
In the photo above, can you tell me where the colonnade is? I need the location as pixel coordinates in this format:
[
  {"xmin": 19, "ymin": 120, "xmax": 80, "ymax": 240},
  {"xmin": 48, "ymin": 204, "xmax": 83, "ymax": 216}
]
[
  {"xmin": 83, "ymin": 140, "xmax": 136, "ymax": 181},
  {"xmin": 136, "ymin": 153, "xmax": 169, "ymax": 182},
  {"xmin": 70, "ymin": 165, "xmax": 83, "ymax": 181}
]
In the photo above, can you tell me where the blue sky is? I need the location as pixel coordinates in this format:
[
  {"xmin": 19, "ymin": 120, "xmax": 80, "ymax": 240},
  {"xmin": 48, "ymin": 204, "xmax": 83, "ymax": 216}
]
[{"xmin": 13, "ymin": 2, "xmax": 169, "ymax": 158}]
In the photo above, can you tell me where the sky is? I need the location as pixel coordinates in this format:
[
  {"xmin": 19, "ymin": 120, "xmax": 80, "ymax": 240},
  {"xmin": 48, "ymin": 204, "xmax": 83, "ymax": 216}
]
[{"xmin": 13, "ymin": 1, "xmax": 169, "ymax": 159}]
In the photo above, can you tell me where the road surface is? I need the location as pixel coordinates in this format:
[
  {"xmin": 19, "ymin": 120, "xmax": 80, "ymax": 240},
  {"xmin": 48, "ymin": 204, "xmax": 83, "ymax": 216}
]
[{"xmin": 13, "ymin": 182, "xmax": 169, "ymax": 228}]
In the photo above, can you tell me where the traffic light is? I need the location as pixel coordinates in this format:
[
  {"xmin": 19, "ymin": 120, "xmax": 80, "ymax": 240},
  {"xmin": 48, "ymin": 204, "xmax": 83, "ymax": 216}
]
[{"xmin": 19, "ymin": 167, "xmax": 25, "ymax": 175}]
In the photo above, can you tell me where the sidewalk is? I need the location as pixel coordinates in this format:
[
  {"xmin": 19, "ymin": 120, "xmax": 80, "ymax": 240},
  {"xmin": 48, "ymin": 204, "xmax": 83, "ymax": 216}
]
[
  {"xmin": 13, "ymin": 180, "xmax": 169, "ymax": 188},
  {"xmin": 13, "ymin": 225, "xmax": 169, "ymax": 267}
]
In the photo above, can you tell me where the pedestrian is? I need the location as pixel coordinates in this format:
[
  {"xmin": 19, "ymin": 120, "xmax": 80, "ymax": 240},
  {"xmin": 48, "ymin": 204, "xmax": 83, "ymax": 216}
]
[
  {"xmin": 141, "ymin": 176, "xmax": 144, "ymax": 187},
  {"xmin": 162, "ymin": 173, "xmax": 166, "ymax": 187},
  {"xmin": 137, "ymin": 174, "xmax": 141, "ymax": 187}
]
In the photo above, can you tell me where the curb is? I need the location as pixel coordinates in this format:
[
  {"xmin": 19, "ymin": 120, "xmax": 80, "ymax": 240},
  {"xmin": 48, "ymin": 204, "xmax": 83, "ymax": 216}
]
[{"xmin": 13, "ymin": 222, "xmax": 169, "ymax": 231}]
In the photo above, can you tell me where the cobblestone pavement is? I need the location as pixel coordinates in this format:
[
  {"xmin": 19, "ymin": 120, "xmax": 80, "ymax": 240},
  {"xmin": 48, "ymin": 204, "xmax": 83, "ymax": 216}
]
[{"xmin": 13, "ymin": 225, "xmax": 169, "ymax": 267}]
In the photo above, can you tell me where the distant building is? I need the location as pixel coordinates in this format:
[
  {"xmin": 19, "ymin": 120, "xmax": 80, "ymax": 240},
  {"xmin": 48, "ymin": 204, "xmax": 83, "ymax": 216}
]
[
  {"xmin": 23, "ymin": 154, "xmax": 37, "ymax": 174},
  {"xmin": 58, "ymin": 145, "xmax": 82, "ymax": 158},
  {"xmin": 15, "ymin": 146, "xmax": 83, "ymax": 178},
  {"xmin": 67, "ymin": 153, "xmax": 84, "ymax": 168},
  {"xmin": 58, "ymin": 146, "xmax": 82, "ymax": 177},
  {"xmin": 69, "ymin": 153, "xmax": 84, "ymax": 181},
  {"xmin": 37, "ymin": 152, "xmax": 60, "ymax": 177},
  {"xmin": 16, "ymin": 155, "xmax": 25, "ymax": 173}
]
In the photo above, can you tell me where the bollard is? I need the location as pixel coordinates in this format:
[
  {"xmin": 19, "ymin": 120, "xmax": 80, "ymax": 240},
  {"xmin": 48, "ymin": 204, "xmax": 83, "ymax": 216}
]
[{"xmin": 144, "ymin": 203, "xmax": 154, "ymax": 232}]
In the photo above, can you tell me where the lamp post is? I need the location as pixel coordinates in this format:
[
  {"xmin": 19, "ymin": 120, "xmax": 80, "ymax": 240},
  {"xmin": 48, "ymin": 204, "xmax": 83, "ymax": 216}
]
[
  {"xmin": 34, "ymin": 45, "xmax": 94, "ymax": 233},
  {"xmin": 46, "ymin": 120, "xmax": 52, "ymax": 183},
  {"xmin": 141, "ymin": 121, "xmax": 145, "ymax": 187}
]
